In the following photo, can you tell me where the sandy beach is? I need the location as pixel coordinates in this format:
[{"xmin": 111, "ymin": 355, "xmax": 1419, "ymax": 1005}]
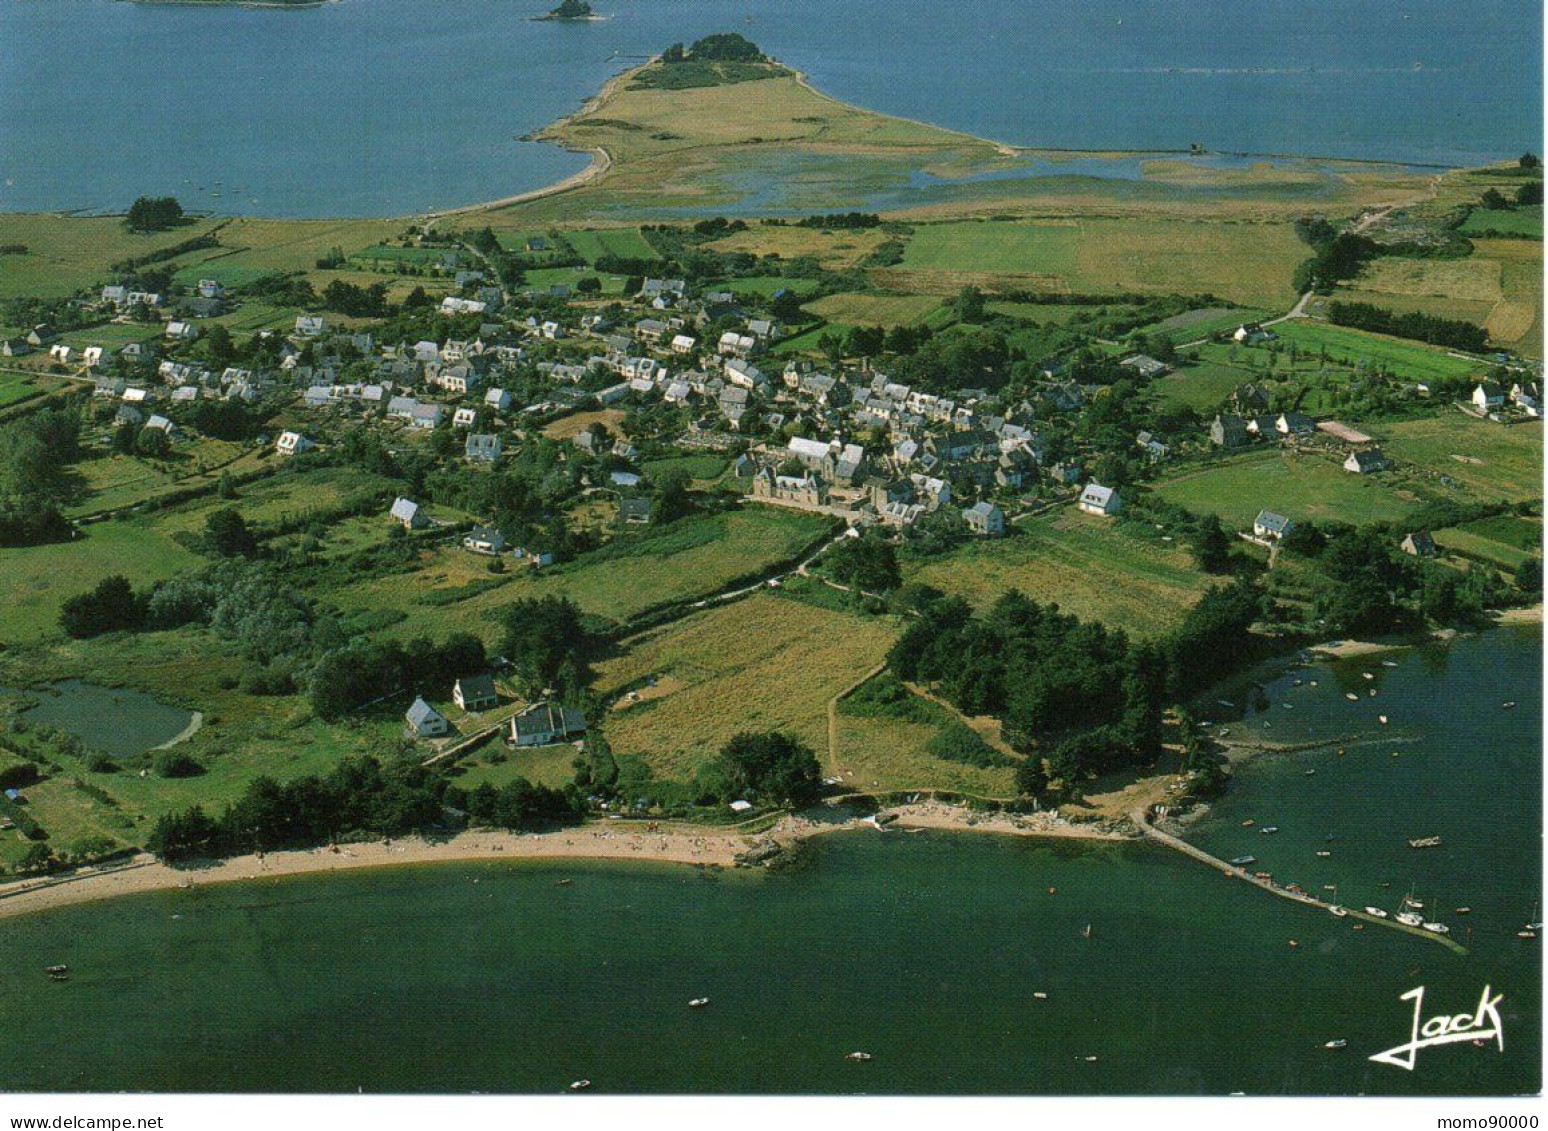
[{"xmin": 0, "ymin": 803, "xmax": 1125, "ymax": 922}]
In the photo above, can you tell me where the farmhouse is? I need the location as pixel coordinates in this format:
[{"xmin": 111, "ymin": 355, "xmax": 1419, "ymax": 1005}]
[
  {"xmin": 1120, "ymin": 354, "xmax": 1170, "ymax": 379},
  {"xmin": 390, "ymin": 497, "xmax": 428, "ymax": 530},
  {"xmin": 510, "ymin": 701, "xmax": 588, "ymax": 747},
  {"xmin": 962, "ymin": 501, "xmax": 1005, "ymax": 536},
  {"xmin": 1253, "ymin": 510, "xmax": 1294, "ymax": 541},
  {"xmin": 275, "ymin": 431, "xmax": 314, "ymax": 456},
  {"xmin": 1343, "ymin": 448, "xmax": 1393, "ymax": 474},
  {"xmin": 1210, "ymin": 413, "xmax": 1250, "ymax": 448},
  {"xmin": 452, "ymin": 674, "xmax": 499, "ymax": 712},
  {"xmin": 1472, "ymin": 382, "xmax": 1506, "ymax": 411},
  {"xmin": 1400, "ymin": 531, "xmax": 1438, "ymax": 558},
  {"xmin": 1275, "ymin": 412, "xmax": 1316, "ymax": 437},
  {"xmin": 465, "ymin": 433, "xmax": 503, "ymax": 462},
  {"xmin": 464, "ymin": 524, "xmax": 506, "ymax": 555},
  {"xmin": 294, "ymin": 315, "xmax": 327, "ymax": 338},
  {"xmin": 405, "ymin": 697, "xmax": 449, "ymax": 738},
  {"xmin": 1077, "ymin": 483, "xmax": 1121, "ymax": 517}
]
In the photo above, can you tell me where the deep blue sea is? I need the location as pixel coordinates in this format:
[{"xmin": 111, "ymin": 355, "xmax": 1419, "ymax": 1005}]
[{"xmin": 0, "ymin": 0, "xmax": 1540, "ymax": 216}]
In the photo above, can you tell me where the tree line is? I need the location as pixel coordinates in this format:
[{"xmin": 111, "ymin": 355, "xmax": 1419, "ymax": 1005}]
[{"xmin": 1325, "ymin": 300, "xmax": 1489, "ymax": 353}]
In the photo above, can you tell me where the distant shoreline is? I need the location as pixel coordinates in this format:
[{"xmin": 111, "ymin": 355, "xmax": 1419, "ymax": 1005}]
[{"xmin": 130, "ymin": 0, "xmax": 334, "ymax": 8}]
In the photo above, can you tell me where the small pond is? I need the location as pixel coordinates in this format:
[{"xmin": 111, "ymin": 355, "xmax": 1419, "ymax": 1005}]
[{"xmin": 2, "ymin": 680, "xmax": 196, "ymax": 757}]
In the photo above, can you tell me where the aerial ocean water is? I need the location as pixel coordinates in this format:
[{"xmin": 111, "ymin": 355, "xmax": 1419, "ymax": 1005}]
[
  {"xmin": 1, "ymin": 627, "xmax": 1538, "ymax": 1094},
  {"xmin": 0, "ymin": 0, "xmax": 1539, "ymax": 216}
]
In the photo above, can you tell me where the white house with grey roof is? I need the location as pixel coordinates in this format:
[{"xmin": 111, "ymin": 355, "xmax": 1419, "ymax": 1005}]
[
  {"xmin": 509, "ymin": 702, "xmax": 587, "ymax": 747},
  {"xmin": 1078, "ymin": 483, "xmax": 1122, "ymax": 517},
  {"xmin": 405, "ymin": 696, "xmax": 449, "ymax": 738}
]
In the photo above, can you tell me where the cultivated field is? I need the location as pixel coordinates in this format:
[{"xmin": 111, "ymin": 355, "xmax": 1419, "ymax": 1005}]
[
  {"xmin": 1271, "ymin": 321, "xmax": 1485, "ymax": 381},
  {"xmin": 0, "ymin": 215, "xmax": 226, "ymax": 301},
  {"xmin": 595, "ymin": 593, "xmax": 898, "ymax": 780},
  {"xmin": 907, "ymin": 511, "xmax": 1214, "ymax": 639},
  {"xmin": 320, "ymin": 507, "xmax": 835, "ymax": 639},
  {"xmin": 1154, "ymin": 450, "xmax": 1424, "ymax": 529},
  {"xmin": 560, "ymin": 227, "xmax": 661, "ymax": 264},
  {"xmin": 1379, "ymin": 415, "xmax": 1544, "ymax": 502},
  {"xmin": 804, "ymin": 292, "xmax": 947, "ymax": 327},
  {"xmin": 831, "ymin": 713, "xmax": 1017, "ymax": 798},
  {"xmin": 1434, "ymin": 514, "xmax": 1542, "ymax": 572},
  {"xmin": 1153, "ymin": 360, "xmax": 1253, "ymax": 413},
  {"xmin": 705, "ymin": 225, "xmax": 893, "ymax": 270},
  {"xmin": 1, "ymin": 521, "xmax": 202, "ymax": 643},
  {"xmin": 887, "ymin": 217, "xmax": 1306, "ymax": 307}
]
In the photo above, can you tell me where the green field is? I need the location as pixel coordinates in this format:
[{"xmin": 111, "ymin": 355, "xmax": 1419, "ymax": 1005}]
[
  {"xmin": 1144, "ymin": 306, "xmax": 1267, "ymax": 341},
  {"xmin": 907, "ymin": 511, "xmax": 1214, "ymax": 639},
  {"xmin": 1271, "ymin": 321, "xmax": 1484, "ymax": 381},
  {"xmin": 64, "ymin": 444, "xmax": 273, "ymax": 517},
  {"xmin": 521, "ymin": 266, "xmax": 631, "ymax": 295},
  {"xmin": 1434, "ymin": 515, "xmax": 1542, "ymax": 571},
  {"xmin": 321, "ymin": 507, "xmax": 834, "ymax": 639},
  {"xmin": 0, "ymin": 370, "xmax": 59, "ymax": 409},
  {"xmin": 885, "ymin": 218, "xmax": 1306, "ymax": 308},
  {"xmin": 1379, "ymin": 415, "xmax": 1544, "ymax": 502},
  {"xmin": 1154, "ymin": 361, "xmax": 1252, "ymax": 413},
  {"xmin": 1460, "ymin": 205, "xmax": 1544, "ymax": 239},
  {"xmin": 1155, "ymin": 451, "xmax": 1424, "ymax": 528},
  {"xmin": 901, "ymin": 220, "xmax": 1080, "ymax": 277},
  {"xmin": 1, "ymin": 521, "xmax": 203, "ymax": 643},
  {"xmin": 638, "ymin": 454, "xmax": 728, "ymax": 482},
  {"xmin": 0, "ymin": 215, "xmax": 227, "ymax": 301},
  {"xmin": 560, "ymin": 227, "xmax": 662, "ymax": 264},
  {"xmin": 832, "ymin": 710, "xmax": 1017, "ymax": 798},
  {"xmin": 803, "ymin": 292, "xmax": 948, "ymax": 328},
  {"xmin": 170, "ymin": 261, "xmax": 283, "ymax": 288},
  {"xmin": 595, "ymin": 593, "xmax": 897, "ymax": 780}
]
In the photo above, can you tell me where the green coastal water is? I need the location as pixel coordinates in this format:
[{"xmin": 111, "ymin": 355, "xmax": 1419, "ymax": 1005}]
[{"xmin": 0, "ymin": 629, "xmax": 1538, "ymax": 1095}]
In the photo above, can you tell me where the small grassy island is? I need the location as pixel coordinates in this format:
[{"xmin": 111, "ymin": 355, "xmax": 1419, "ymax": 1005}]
[{"xmin": 536, "ymin": 0, "xmax": 601, "ymax": 22}]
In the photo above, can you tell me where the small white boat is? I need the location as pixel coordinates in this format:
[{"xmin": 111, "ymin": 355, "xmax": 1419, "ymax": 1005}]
[
  {"xmin": 1323, "ymin": 1038, "xmax": 1348, "ymax": 1049},
  {"xmin": 1382, "ymin": 661, "xmax": 1398, "ymax": 668},
  {"xmin": 1033, "ymin": 992, "xmax": 1049, "ymax": 1001},
  {"xmin": 1362, "ymin": 672, "xmax": 1375, "ymax": 681},
  {"xmin": 1503, "ymin": 701, "xmax": 1517, "ymax": 710},
  {"xmin": 688, "ymin": 998, "xmax": 710, "ymax": 1008},
  {"xmin": 1315, "ymin": 850, "xmax": 1332, "ymax": 857},
  {"xmin": 1217, "ymin": 699, "xmax": 1236, "ymax": 708},
  {"xmin": 1423, "ymin": 922, "xmax": 1449, "ymax": 934},
  {"xmin": 1364, "ymin": 906, "xmax": 1389, "ymax": 918},
  {"xmin": 1083, "ymin": 1056, "xmax": 1099, "ymax": 1063},
  {"xmin": 1378, "ymin": 715, "xmax": 1389, "ymax": 725},
  {"xmin": 1397, "ymin": 912, "xmax": 1424, "ymax": 927},
  {"xmin": 1329, "ymin": 906, "xmax": 1348, "ymax": 918},
  {"xmin": 569, "ymin": 1079, "xmax": 592, "ymax": 1091},
  {"xmin": 1518, "ymin": 930, "xmax": 1537, "ymax": 939},
  {"xmin": 1367, "ymin": 689, "xmax": 1377, "ymax": 697},
  {"xmin": 846, "ymin": 1052, "xmax": 873, "ymax": 1062},
  {"xmin": 1304, "ymin": 768, "xmax": 1315, "ymax": 776},
  {"xmin": 1409, "ymin": 836, "xmax": 1441, "ymax": 849},
  {"xmin": 1345, "ymin": 693, "xmax": 1359, "ymax": 701},
  {"xmin": 1455, "ymin": 907, "xmax": 1472, "ymax": 915},
  {"xmin": 1260, "ymin": 826, "xmax": 1280, "ymax": 835}
]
